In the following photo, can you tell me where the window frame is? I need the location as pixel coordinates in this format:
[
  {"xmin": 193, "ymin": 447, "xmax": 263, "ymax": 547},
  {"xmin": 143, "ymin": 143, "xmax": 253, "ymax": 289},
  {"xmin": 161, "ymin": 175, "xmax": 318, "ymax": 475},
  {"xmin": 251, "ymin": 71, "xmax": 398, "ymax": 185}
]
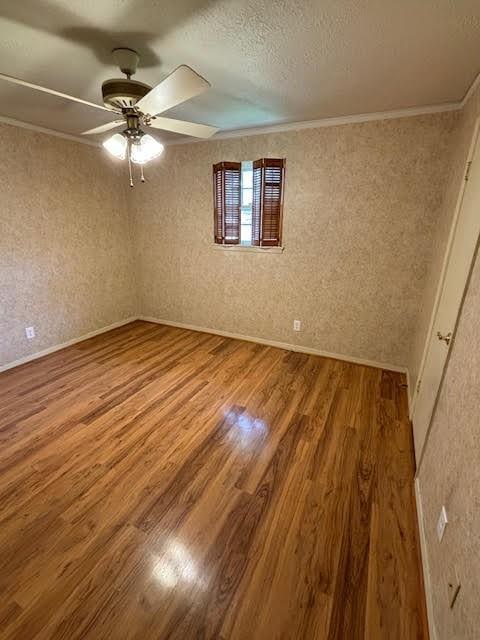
[
  {"xmin": 212, "ymin": 158, "xmax": 285, "ymax": 250},
  {"xmin": 240, "ymin": 161, "xmax": 253, "ymax": 246}
]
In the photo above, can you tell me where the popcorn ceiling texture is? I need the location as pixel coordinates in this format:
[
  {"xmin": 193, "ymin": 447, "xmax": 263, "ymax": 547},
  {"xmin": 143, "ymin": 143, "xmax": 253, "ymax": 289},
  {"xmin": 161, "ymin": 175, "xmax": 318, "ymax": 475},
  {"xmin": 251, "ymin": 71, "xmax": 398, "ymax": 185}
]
[
  {"xmin": 0, "ymin": 1, "xmax": 479, "ymax": 137},
  {"xmin": 132, "ymin": 112, "xmax": 457, "ymax": 367},
  {"xmin": 0, "ymin": 122, "xmax": 137, "ymax": 366},
  {"xmin": 417, "ymin": 82, "xmax": 480, "ymax": 640}
]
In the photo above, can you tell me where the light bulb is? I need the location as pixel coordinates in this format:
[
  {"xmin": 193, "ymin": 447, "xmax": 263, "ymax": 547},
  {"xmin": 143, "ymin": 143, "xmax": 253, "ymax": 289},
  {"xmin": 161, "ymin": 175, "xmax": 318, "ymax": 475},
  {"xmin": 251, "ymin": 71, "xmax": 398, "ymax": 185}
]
[
  {"xmin": 103, "ymin": 133, "xmax": 127, "ymax": 160},
  {"xmin": 130, "ymin": 134, "xmax": 164, "ymax": 165}
]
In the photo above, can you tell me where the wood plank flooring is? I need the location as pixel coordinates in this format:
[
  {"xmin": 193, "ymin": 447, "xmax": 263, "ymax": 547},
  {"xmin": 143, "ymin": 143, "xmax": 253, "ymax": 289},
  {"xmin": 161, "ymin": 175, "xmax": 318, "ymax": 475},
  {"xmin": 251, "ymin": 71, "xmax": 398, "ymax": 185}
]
[{"xmin": 0, "ymin": 320, "xmax": 428, "ymax": 639}]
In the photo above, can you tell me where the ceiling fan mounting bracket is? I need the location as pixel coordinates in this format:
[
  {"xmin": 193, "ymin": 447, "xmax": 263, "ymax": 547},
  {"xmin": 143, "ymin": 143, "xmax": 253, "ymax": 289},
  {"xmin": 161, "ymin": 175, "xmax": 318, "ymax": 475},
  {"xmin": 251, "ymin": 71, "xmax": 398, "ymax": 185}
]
[{"xmin": 112, "ymin": 47, "xmax": 140, "ymax": 79}]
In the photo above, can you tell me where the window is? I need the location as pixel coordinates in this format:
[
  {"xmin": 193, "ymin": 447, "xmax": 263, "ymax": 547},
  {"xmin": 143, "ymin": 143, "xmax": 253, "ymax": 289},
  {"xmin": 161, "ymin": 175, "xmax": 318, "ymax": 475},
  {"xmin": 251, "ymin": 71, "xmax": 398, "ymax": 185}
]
[
  {"xmin": 240, "ymin": 161, "xmax": 253, "ymax": 245},
  {"xmin": 213, "ymin": 158, "xmax": 285, "ymax": 247}
]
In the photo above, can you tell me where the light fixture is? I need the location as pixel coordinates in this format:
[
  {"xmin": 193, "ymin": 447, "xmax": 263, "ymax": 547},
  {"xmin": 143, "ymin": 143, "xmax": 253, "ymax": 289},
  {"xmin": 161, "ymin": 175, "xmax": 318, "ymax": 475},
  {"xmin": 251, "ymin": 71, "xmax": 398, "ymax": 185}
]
[
  {"xmin": 130, "ymin": 134, "xmax": 164, "ymax": 165},
  {"xmin": 102, "ymin": 133, "xmax": 127, "ymax": 160},
  {"xmin": 103, "ymin": 127, "xmax": 164, "ymax": 186}
]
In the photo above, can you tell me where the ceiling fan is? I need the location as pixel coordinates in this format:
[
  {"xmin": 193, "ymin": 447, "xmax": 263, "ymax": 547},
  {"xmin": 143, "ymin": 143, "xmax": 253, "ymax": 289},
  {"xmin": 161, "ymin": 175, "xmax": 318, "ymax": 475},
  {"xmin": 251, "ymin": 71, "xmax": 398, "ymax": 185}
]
[{"xmin": 0, "ymin": 48, "xmax": 219, "ymax": 185}]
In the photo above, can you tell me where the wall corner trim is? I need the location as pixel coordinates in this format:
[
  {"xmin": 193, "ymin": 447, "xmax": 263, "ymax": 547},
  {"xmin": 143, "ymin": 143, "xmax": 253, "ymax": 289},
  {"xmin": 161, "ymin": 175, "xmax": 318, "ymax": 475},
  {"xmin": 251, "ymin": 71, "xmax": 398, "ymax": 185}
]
[
  {"xmin": 139, "ymin": 315, "xmax": 407, "ymax": 373},
  {"xmin": 414, "ymin": 477, "xmax": 437, "ymax": 640},
  {"xmin": 0, "ymin": 317, "xmax": 137, "ymax": 373}
]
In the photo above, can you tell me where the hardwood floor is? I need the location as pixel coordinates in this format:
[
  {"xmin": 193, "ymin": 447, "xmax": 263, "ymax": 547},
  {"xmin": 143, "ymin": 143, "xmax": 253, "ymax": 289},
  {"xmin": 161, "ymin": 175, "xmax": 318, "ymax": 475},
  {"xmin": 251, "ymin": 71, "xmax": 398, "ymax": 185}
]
[{"xmin": 0, "ymin": 320, "xmax": 428, "ymax": 639}]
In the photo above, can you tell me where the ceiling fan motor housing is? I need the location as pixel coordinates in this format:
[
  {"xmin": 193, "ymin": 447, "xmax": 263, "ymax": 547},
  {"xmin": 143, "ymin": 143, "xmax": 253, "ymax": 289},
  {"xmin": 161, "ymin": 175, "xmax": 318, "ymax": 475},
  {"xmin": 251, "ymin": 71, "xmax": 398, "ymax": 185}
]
[{"xmin": 102, "ymin": 78, "xmax": 151, "ymax": 110}]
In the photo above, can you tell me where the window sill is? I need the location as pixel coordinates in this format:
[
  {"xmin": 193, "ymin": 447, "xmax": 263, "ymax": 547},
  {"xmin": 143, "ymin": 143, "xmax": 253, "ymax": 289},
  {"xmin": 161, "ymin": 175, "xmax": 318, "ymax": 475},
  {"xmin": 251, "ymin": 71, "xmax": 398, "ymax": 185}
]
[{"xmin": 212, "ymin": 244, "xmax": 284, "ymax": 254}]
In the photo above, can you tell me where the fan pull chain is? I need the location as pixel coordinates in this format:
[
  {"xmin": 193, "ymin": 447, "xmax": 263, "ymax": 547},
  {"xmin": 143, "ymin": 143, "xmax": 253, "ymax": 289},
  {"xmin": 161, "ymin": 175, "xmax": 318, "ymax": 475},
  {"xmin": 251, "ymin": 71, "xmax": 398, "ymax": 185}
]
[
  {"xmin": 127, "ymin": 140, "xmax": 134, "ymax": 188},
  {"xmin": 140, "ymin": 164, "xmax": 145, "ymax": 183}
]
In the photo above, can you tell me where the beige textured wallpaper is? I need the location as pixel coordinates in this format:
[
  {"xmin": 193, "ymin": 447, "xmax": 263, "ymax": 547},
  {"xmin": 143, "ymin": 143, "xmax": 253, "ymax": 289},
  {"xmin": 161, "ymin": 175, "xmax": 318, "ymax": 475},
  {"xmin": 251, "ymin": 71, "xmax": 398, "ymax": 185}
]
[
  {"xmin": 418, "ymin": 249, "xmax": 480, "ymax": 640},
  {"xmin": 132, "ymin": 113, "xmax": 456, "ymax": 368},
  {"xmin": 417, "ymin": 84, "xmax": 480, "ymax": 640},
  {"xmin": 0, "ymin": 123, "xmax": 137, "ymax": 366}
]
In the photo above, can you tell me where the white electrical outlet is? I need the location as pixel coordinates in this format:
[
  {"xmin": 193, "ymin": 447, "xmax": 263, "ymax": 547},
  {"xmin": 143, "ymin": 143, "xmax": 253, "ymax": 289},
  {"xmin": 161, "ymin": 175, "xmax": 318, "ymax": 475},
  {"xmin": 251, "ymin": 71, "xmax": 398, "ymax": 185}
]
[
  {"xmin": 293, "ymin": 319, "xmax": 301, "ymax": 332},
  {"xmin": 25, "ymin": 326, "xmax": 35, "ymax": 340},
  {"xmin": 436, "ymin": 505, "xmax": 448, "ymax": 542}
]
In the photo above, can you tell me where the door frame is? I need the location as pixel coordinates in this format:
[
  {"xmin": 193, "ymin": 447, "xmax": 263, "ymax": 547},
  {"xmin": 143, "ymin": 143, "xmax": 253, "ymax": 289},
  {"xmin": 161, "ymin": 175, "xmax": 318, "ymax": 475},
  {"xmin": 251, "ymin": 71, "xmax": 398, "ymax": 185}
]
[{"xmin": 411, "ymin": 116, "xmax": 480, "ymax": 469}]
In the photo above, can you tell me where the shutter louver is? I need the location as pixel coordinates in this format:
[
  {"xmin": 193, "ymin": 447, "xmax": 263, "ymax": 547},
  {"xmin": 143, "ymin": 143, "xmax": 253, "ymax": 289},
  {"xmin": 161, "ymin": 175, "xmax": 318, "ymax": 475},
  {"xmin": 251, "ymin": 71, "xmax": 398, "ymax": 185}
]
[
  {"xmin": 212, "ymin": 162, "xmax": 241, "ymax": 245},
  {"xmin": 213, "ymin": 163, "xmax": 223, "ymax": 244},
  {"xmin": 251, "ymin": 158, "xmax": 285, "ymax": 247}
]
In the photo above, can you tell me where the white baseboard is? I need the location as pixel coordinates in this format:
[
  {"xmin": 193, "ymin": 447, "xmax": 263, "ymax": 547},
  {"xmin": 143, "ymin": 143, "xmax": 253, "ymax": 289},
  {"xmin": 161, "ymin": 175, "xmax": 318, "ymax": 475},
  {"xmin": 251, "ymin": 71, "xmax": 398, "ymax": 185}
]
[
  {"xmin": 139, "ymin": 315, "xmax": 407, "ymax": 374},
  {"xmin": 0, "ymin": 317, "xmax": 138, "ymax": 373},
  {"xmin": 2, "ymin": 313, "xmax": 411, "ymax": 378},
  {"xmin": 415, "ymin": 478, "xmax": 437, "ymax": 640}
]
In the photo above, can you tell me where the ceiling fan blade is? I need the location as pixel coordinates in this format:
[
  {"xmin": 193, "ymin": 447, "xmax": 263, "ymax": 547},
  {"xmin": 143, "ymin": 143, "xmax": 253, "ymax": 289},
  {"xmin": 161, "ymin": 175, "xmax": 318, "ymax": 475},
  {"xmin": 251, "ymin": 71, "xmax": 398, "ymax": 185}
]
[
  {"xmin": 0, "ymin": 72, "xmax": 113, "ymax": 113},
  {"xmin": 148, "ymin": 116, "xmax": 218, "ymax": 139},
  {"xmin": 136, "ymin": 65, "xmax": 210, "ymax": 117},
  {"xmin": 82, "ymin": 120, "xmax": 124, "ymax": 135}
]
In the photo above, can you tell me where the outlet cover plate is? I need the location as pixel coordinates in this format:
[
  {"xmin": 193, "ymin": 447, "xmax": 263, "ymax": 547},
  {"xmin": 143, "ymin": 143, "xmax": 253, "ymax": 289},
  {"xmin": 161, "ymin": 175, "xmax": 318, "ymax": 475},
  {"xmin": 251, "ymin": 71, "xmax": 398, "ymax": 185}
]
[
  {"xmin": 293, "ymin": 320, "xmax": 301, "ymax": 332},
  {"xmin": 25, "ymin": 326, "xmax": 35, "ymax": 340}
]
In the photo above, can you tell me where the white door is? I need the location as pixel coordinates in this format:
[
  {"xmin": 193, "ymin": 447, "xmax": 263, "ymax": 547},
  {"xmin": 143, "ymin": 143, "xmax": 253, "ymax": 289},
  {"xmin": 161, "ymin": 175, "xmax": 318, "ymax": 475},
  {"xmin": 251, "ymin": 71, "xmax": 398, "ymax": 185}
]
[{"xmin": 412, "ymin": 118, "xmax": 480, "ymax": 464}]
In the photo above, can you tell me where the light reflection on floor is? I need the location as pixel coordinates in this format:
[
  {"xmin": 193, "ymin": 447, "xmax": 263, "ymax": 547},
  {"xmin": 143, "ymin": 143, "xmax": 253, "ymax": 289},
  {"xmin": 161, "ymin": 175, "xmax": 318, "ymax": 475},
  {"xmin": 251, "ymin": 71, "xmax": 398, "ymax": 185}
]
[
  {"xmin": 151, "ymin": 411, "xmax": 268, "ymax": 592},
  {"xmin": 151, "ymin": 540, "xmax": 206, "ymax": 591},
  {"xmin": 224, "ymin": 408, "xmax": 268, "ymax": 449}
]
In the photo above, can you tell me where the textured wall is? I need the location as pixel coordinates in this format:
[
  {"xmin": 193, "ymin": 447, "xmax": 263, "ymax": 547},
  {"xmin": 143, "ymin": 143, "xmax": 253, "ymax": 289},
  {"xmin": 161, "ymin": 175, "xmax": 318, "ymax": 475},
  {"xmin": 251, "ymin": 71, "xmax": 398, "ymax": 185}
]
[
  {"xmin": 418, "ymin": 247, "xmax": 480, "ymax": 640},
  {"xmin": 132, "ymin": 113, "xmax": 456, "ymax": 367},
  {"xmin": 417, "ymin": 83, "xmax": 480, "ymax": 640},
  {"xmin": 0, "ymin": 123, "xmax": 137, "ymax": 366}
]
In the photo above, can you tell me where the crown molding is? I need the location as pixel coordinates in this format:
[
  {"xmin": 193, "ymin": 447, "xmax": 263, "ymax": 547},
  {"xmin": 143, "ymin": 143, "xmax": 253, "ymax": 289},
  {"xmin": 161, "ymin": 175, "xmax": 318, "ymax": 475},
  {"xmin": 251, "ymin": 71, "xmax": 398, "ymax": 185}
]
[
  {"xmin": 461, "ymin": 70, "xmax": 480, "ymax": 108},
  {"xmin": 168, "ymin": 102, "xmax": 462, "ymax": 145},
  {"xmin": 0, "ymin": 100, "xmax": 463, "ymax": 150},
  {"xmin": 0, "ymin": 114, "xmax": 101, "ymax": 147}
]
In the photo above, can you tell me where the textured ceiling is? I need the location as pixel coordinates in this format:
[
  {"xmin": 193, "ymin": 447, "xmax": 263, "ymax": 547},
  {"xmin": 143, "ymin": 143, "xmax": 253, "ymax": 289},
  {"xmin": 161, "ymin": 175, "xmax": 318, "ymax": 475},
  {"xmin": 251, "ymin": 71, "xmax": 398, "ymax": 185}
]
[{"xmin": 0, "ymin": 0, "xmax": 479, "ymax": 141}]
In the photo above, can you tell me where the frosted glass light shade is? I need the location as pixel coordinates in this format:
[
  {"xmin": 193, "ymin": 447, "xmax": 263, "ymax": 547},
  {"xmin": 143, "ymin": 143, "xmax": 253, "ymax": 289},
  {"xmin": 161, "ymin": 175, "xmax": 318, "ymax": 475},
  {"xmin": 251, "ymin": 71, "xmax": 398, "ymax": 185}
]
[
  {"xmin": 130, "ymin": 134, "xmax": 164, "ymax": 165},
  {"xmin": 103, "ymin": 133, "xmax": 127, "ymax": 160}
]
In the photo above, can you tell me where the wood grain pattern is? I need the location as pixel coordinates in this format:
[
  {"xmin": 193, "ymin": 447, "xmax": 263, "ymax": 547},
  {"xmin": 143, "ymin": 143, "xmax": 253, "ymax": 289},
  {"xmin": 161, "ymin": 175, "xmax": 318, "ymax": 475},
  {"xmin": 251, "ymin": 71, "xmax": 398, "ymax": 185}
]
[{"xmin": 0, "ymin": 320, "xmax": 428, "ymax": 639}]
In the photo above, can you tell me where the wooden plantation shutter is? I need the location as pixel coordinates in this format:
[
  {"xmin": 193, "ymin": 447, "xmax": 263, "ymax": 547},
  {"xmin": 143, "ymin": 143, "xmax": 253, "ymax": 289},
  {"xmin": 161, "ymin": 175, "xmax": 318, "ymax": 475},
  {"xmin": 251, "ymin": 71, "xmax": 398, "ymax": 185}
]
[
  {"xmin": 212, "ymin": 162, "xmax": 241, "ymax": 244},
  {"xmin": 251, "ymin": 158, "xmax": 286, "ymax": 247}
]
